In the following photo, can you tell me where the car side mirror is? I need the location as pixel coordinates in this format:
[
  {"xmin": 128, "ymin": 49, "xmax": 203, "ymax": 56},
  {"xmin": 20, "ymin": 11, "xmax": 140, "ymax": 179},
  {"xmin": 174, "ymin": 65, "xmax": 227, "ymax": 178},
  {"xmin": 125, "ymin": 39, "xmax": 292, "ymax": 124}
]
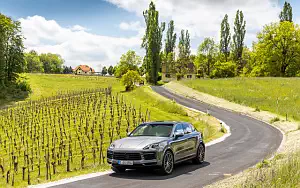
[{"xmin": 174, "ymin": 131, "xmax": 184, "ymax": 139}]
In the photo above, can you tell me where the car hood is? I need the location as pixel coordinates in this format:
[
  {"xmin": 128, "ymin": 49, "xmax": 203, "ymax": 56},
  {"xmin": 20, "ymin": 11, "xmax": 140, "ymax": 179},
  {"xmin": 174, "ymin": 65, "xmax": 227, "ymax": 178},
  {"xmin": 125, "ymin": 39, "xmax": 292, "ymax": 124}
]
[{"xmin": 113, "ymin": 136, "xmax": 168, "ymax": 150}]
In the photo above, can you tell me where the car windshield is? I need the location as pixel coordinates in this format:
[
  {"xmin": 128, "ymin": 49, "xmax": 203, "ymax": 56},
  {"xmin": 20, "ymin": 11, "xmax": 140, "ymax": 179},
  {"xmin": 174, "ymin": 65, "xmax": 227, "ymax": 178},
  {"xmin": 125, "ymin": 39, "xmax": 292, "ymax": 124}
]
[{"xmin": 130, "ymin": 124, "xmax": 174, "ymax": 137}]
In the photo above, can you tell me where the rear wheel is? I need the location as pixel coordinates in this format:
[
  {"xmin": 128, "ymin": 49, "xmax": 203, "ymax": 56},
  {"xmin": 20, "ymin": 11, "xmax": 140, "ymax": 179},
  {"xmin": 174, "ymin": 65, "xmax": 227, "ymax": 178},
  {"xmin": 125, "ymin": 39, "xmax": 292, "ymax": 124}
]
[
  {"xmin": 193, "ymin": 144, "xmax": 205, "ymax": 164},
  {"xmin": 160, "ymin": 150, "xmax": 174, "ymax": 175},
  {"xmin": 112, "ymin": 166, "xmax": 126, "ymax": 173}
]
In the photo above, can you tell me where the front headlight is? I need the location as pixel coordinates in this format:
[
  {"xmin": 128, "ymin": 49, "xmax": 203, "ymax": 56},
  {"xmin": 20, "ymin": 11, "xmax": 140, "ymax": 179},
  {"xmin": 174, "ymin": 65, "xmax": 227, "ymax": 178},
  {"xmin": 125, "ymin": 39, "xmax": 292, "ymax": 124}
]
[
  {"xmin": 143, "ymin": 143, "xmax": 164, "ymax": 150},
  {"xmin": 109, "ymin": 143, "xmax": 115, "ymax": 150}
]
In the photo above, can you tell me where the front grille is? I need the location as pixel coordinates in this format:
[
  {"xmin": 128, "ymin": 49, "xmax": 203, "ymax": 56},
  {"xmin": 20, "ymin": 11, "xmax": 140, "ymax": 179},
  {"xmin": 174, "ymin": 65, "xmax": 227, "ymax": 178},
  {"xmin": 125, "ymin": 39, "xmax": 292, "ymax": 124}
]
[
  {"xmin": 112, "ymin": 152, "xmax": 142, "ymax": 160},
  {"xmin": 143, "ymin": 152, "xmax": 156, "ymax": 160}
]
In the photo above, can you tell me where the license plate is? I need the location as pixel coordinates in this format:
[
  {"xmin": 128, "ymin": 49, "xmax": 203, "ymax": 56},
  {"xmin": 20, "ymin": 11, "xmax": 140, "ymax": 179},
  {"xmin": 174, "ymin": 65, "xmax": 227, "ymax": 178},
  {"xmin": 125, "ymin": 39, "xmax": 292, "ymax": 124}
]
[{"xmin": 118, "ymin": 160, "xmax": 133, "ymax": 165}]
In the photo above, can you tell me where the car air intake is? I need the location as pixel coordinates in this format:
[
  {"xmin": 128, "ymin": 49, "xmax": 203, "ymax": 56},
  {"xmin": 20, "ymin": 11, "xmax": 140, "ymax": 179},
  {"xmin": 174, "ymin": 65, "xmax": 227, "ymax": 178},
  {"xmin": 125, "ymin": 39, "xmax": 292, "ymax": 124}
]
[
  {"xmin": 143, "ymin": 152, "xmax": 156, "ymax": 160},
  {"xmin": 112, "ymin": 152, "xmax": 142, "ymax": 160}
]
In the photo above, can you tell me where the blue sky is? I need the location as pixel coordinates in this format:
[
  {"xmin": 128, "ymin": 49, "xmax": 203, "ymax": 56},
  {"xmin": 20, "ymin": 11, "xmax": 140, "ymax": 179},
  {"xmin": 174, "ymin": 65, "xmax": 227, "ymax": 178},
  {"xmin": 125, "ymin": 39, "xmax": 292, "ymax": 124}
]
[{"xmin": 0, "ymin": 0, "xmax": 299, "ymax": 70}]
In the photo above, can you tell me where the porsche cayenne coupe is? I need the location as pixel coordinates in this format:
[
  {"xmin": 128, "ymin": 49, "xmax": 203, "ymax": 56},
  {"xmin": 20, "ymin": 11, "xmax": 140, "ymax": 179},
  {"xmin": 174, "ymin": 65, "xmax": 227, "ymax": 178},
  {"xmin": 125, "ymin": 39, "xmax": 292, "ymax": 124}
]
[{"xmin": 107, "ymin": 121, "xmax": 205, "ymax": 175}]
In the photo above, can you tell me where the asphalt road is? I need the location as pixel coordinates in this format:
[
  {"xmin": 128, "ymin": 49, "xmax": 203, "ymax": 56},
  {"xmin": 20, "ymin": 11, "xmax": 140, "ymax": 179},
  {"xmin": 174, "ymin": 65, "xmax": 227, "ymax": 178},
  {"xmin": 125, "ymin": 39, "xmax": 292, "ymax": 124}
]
[{"xmin": 55, "ymin": 86, "xmax": 283, "ymax": 188}]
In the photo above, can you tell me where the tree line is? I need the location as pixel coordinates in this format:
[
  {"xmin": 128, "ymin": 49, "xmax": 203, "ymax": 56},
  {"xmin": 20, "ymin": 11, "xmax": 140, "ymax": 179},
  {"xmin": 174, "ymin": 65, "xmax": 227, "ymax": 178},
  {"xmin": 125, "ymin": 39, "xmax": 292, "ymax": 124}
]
[{"xmin": 114, "ymin": 1, "xmax": 299, "ymax": 86}]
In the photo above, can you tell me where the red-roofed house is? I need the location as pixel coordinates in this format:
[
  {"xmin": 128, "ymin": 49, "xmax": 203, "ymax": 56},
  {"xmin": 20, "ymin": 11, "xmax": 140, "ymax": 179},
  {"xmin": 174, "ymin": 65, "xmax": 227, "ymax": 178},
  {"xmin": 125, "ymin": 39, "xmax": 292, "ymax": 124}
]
[{"xmin": 73, "ymin": 65, "xmax": 95, "ymax": 75}]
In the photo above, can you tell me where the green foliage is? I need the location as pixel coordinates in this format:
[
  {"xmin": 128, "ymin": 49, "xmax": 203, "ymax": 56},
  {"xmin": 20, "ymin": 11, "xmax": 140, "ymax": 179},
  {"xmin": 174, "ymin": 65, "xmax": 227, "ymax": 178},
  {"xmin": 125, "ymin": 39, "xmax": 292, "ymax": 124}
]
[
  {"xmin": 115, "ymin": 50, "xmax": 141, "ymax": 78},
  {"xmin": 102, "ymin": 66, "xmax": 107, "ymax": 75},
  {"xmin": 165, "ymin": 20, "xmax": 176, "ymax": 55},
  {"xmin": 239, "ymin": 151, "xmax": 300, "ymax": 188},
  {"xmin": 63, "ymin": 66, "xmax": 73, "ymax": 74},
  {"xmin": 16, "ymin": 74, "xmax": 31, "ymax": 92},
  {"xmin": 270, "ymin": 117, "xmax": 280, "ymax": 123},
  {"xmin": 181, "ymin": 78, "xmax": 300, "ymax": 121},
  {"xmin": 25, "ymin": 50, "xmax": 44, "ymax": 73},
  {"xmin": 176, "ymin": 30, "xmax": 191, "ymax": 74},
  {"xmin": 280, "ymin": 1, "xmax": 293, "ymax": 22},
  {"xmin": 0, "ymin": 13, "xmax": 25, "ymax": 83},
  {"xmin": 196, "ymin": 38, "xmax": 217, "ymax": 77},
  {"xmin": 121, "ymin": 70, "xmax": 141, "ymax": 91},
  {"xmin": 142, "ymin": 2, "xmax": 165, "ymax": 84},
  {"xmin": 252, "ymin": 21, "xmax": 300, "ymax": 77},
  {"xmin": 256, "ymin": 159, "xmax": 271, "ymax": 169},
  {"xmin": 176, "ymin": 73, "xmax": 184, "ymax": 81},
  {"xmin": 220, "ymin": 14, "xmax": 231, "ymax": 61},
  {"xmin": 108, "ymin": 65, "xmax": 114, "ymax": 75},
  {"xmin": 210, "ymin": 61, "xmax": 236, "ymax": 78},
  {"xmin": 40, "ymin": 53, "xmax": 64, "ymax": 73},
  {"xmin": 232, "ymin": 10, "xmax": 246, "ymax": 72}
]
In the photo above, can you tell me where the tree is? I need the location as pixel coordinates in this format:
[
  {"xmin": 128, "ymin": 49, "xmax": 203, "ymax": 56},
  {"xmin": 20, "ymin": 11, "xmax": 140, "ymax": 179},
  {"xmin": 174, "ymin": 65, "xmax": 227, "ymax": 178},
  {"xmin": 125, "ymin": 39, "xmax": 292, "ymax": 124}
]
[
  {"xmin": 164, "ymin": 20, "xmax": 176, "ymax": 73},
  {"xmin": 63, "ymin": 66, "xmax": 73, "ymax": 74},
  {"xmin": 232, "ymin": 10, "xmax": 246, "ymax": 73},
  {"xmin": 252, "ymin": 21, "xmax": 300, "ymax": 77},
  {"xmin": 121, "ymin": 70, "xmax": 141, "ymax": 91},
  {"xmin": 280, "ymin": 1, "xmax": 293, "ymax": 22},
  {"xmin": 196, "ymin": 38, "xmax": 217, "ymax": 76},
  {"xmin": 25, "ymin": 50, "xmax": 44, "ymax": 73},
  {"xmin": 142, "ymin": 1, "xmax": 165, "ymax": 84},
  {"xmin": 177, "ymin": 29, "xmax": 191, "ymax": 74},
  {"xmin": 102, "ymin": 66, "xmax": 107, "ymax": 75},
  {"xmin": 0, "ymin": 13, "xmax": 25, "ymax": 84},
  {"xmin": 40, "ymin": 53, "xmax": 64, "ymax": 73},
  {"xmin": 220, "ymin": 14, "xmax": 231, "ymax": 62},
  {"xmin": 114, "ymin": 50, "xmax": 141, "ymax": 78},
  {"xmin": 108, "ymin": 65, "xmax": 114, "ymax": 75},
  {"xmin": 211, "ymin": 61, "xmax": 236, "ymax": 78}
]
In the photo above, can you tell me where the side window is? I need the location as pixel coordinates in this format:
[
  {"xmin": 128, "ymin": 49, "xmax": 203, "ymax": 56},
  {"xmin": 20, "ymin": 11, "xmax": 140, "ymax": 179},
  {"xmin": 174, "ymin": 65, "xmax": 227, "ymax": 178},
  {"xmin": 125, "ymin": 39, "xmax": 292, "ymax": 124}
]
[
  {"xmin": 174, "ymin": 124, "xmax": 184, "ymax": 133},
  {"xmin": 182, "ymin": 123, "xmax": 192, "ymax": 134}
]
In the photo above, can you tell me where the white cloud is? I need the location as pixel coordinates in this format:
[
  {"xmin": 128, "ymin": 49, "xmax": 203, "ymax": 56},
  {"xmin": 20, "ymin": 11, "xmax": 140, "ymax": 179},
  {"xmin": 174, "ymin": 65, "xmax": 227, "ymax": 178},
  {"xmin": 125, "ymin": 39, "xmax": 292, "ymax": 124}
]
[
  {"xmin": 71, "ymin": 25, "xmax": 89, "ymax": 31},
  {"xmin": 119, "ymin": 21, "xmax": 141, "ymax": 31},
  {"xmin": 107, "ymin": 0, "xmax": 281, "ymax": 46},
  {"xmin": 19, "ymin": 15, "xmax": 143, "ymax": 71}
]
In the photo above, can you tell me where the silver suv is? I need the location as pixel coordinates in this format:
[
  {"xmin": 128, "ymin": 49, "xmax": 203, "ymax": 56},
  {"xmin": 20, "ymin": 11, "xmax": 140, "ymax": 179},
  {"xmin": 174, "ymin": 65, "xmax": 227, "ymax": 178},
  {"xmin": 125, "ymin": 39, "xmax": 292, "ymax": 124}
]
[{"xmin": 107, "ymin": 121, "xmax": 205, "ymax": 175}]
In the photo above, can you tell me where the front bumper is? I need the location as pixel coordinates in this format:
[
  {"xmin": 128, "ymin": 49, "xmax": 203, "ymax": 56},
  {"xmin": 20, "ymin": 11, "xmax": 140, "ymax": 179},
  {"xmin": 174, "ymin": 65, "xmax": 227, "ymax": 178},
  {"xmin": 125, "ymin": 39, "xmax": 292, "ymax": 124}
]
[{"xmin": 107, "ymin": 149, "xmax": 163, "ymax": 167}]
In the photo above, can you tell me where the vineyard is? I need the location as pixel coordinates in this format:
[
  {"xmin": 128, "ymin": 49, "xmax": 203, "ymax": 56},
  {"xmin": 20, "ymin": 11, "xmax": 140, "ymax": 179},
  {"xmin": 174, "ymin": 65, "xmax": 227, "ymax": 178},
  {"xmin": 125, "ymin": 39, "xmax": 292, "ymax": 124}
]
[{"xmin": 0, "ymin": 87, "xmax": 149, "ymax": 186}]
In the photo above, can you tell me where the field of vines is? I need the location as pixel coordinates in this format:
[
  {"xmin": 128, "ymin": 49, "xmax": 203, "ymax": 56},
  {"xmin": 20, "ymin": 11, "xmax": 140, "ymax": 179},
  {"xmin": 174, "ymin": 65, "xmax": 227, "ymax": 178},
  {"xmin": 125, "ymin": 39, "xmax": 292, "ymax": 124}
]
[{"xmin": 0, "ymin": 87, "xmax": 149, "ymax": 186}]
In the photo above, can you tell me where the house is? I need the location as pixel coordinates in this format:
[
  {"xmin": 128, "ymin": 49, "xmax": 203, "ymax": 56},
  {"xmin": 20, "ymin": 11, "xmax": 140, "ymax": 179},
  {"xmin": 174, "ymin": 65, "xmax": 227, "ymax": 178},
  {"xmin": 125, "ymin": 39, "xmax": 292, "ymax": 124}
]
[
  {"xmin": 73, "ymin": 65, "xmax": 95, "ymax": 75},
  {"xmin": 161, "ymin": 62, "xmax": 196, "ymax": 82}
]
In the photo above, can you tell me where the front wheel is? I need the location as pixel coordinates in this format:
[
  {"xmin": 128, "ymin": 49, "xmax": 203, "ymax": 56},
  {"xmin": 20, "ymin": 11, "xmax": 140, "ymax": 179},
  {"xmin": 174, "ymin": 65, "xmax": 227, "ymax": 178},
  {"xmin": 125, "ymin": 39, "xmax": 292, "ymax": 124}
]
[
  {"xmin": 112, "ymin": 166, "xmax": 126, "ymax": 173},
  {"xmin": 160, "ymin": 150, "xmax": 174, "ymax": 175},
  {"xmin": 193, "ymin": 144, "xmax": 205, "ymax": 164}
]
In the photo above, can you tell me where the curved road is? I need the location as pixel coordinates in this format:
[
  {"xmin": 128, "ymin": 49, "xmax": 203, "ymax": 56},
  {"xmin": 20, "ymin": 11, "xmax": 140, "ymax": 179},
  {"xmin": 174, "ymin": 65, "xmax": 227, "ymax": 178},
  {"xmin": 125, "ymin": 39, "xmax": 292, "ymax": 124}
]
[{"xmin": 55, "ymin": 86, "xmax": 282, "ymax": 188}]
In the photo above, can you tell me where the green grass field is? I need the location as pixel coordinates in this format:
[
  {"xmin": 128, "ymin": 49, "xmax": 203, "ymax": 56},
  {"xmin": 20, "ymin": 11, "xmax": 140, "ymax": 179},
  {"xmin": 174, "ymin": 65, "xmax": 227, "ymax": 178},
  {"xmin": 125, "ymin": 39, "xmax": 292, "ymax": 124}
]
[
  {"xmin": 181, "ymin": 77, "xmax": 300, "ymax": 121},
  {"xmin": 0, "ymin": 74, "xmax": 224, "ymax": 187}
]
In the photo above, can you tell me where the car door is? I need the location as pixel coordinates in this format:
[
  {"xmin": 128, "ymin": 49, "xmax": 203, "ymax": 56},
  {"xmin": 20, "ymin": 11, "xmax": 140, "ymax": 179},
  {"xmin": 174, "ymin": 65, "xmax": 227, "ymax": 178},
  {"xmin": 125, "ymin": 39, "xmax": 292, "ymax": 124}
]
[
  {"xmin": 182, "ymin": 123, "xmax": 198, "ymax": 157},
  {"xmin": 170, "ymin": 124, "xmax": 187, "ymax": 162}
]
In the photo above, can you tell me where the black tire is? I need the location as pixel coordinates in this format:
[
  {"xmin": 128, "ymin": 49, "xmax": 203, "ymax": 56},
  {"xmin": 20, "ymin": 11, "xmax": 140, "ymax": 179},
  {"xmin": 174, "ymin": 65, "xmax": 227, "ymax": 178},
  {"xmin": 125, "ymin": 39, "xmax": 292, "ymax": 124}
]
[
  {"xmin": 193, "ymin": 144, "xmax": 205, "ymax": 164},
  {"xmin": 160, "ymin": 150, "xmax": 174, "ymax": 175},
  {"xmin": 112, "ymin": 166, "xmax": 126, "ymax": 173}
]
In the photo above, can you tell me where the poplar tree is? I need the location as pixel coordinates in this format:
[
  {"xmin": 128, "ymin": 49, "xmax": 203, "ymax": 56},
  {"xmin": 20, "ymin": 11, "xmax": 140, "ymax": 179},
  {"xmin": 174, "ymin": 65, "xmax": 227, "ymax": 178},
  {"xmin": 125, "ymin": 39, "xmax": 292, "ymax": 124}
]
[
  {"xmin": 280, "ymin": 1, "xmax": 293, "ymax": 22},
  {"xmin": 177, "ymin": 29, "xmax": 191, "ymax": 74},
  {"xmin": 164, "ymin": 20, "xmax": 176, "ymax": 73},
  {"xmin": 220, "ymin": 14, "xmax": 231, "ymax": 62},
  {"xmin": 142, "ymin": 2, "xmax": 165, "ymax": 84},
  {"xmin": 232, "ymin": 10, "xmax": 246, "ymax": 72}
]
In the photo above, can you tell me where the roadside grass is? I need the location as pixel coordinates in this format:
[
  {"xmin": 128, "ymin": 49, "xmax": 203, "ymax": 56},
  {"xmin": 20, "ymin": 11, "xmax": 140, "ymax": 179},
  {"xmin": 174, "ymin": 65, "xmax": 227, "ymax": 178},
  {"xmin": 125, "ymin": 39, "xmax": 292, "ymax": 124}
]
[
  {"xmin": 0, "ymin": 74, "xmax": 224, "ymax": 187},
  {"xmin": 181, "ymin": 77, "xmax": 300, "ymax": 121},
  {"xmin": 238, "ymin": 151, "xmax": 300, "ymax": 188}
]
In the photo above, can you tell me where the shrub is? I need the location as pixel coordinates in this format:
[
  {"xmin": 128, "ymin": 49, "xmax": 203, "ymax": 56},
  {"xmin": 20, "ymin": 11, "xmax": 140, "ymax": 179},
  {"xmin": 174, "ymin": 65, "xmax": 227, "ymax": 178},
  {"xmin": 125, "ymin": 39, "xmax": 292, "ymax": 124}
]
[
  {"xmin": 270, "ymin": 117, "xmax": 280, "ymax": 123},
  {"xmin": 210, "ymin": 61, "xmax": 236, "ymax": 78},
  {"xmin": 176, "ymin": 73, "xmax": 184, "ymax": 80},
  {"xmin": 16, "ymin": 74, "xmax": 31, "ymax": 92},
  {"xmin": 121, "ymin": 70, "xmax": 141, "ymax": 91}
]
